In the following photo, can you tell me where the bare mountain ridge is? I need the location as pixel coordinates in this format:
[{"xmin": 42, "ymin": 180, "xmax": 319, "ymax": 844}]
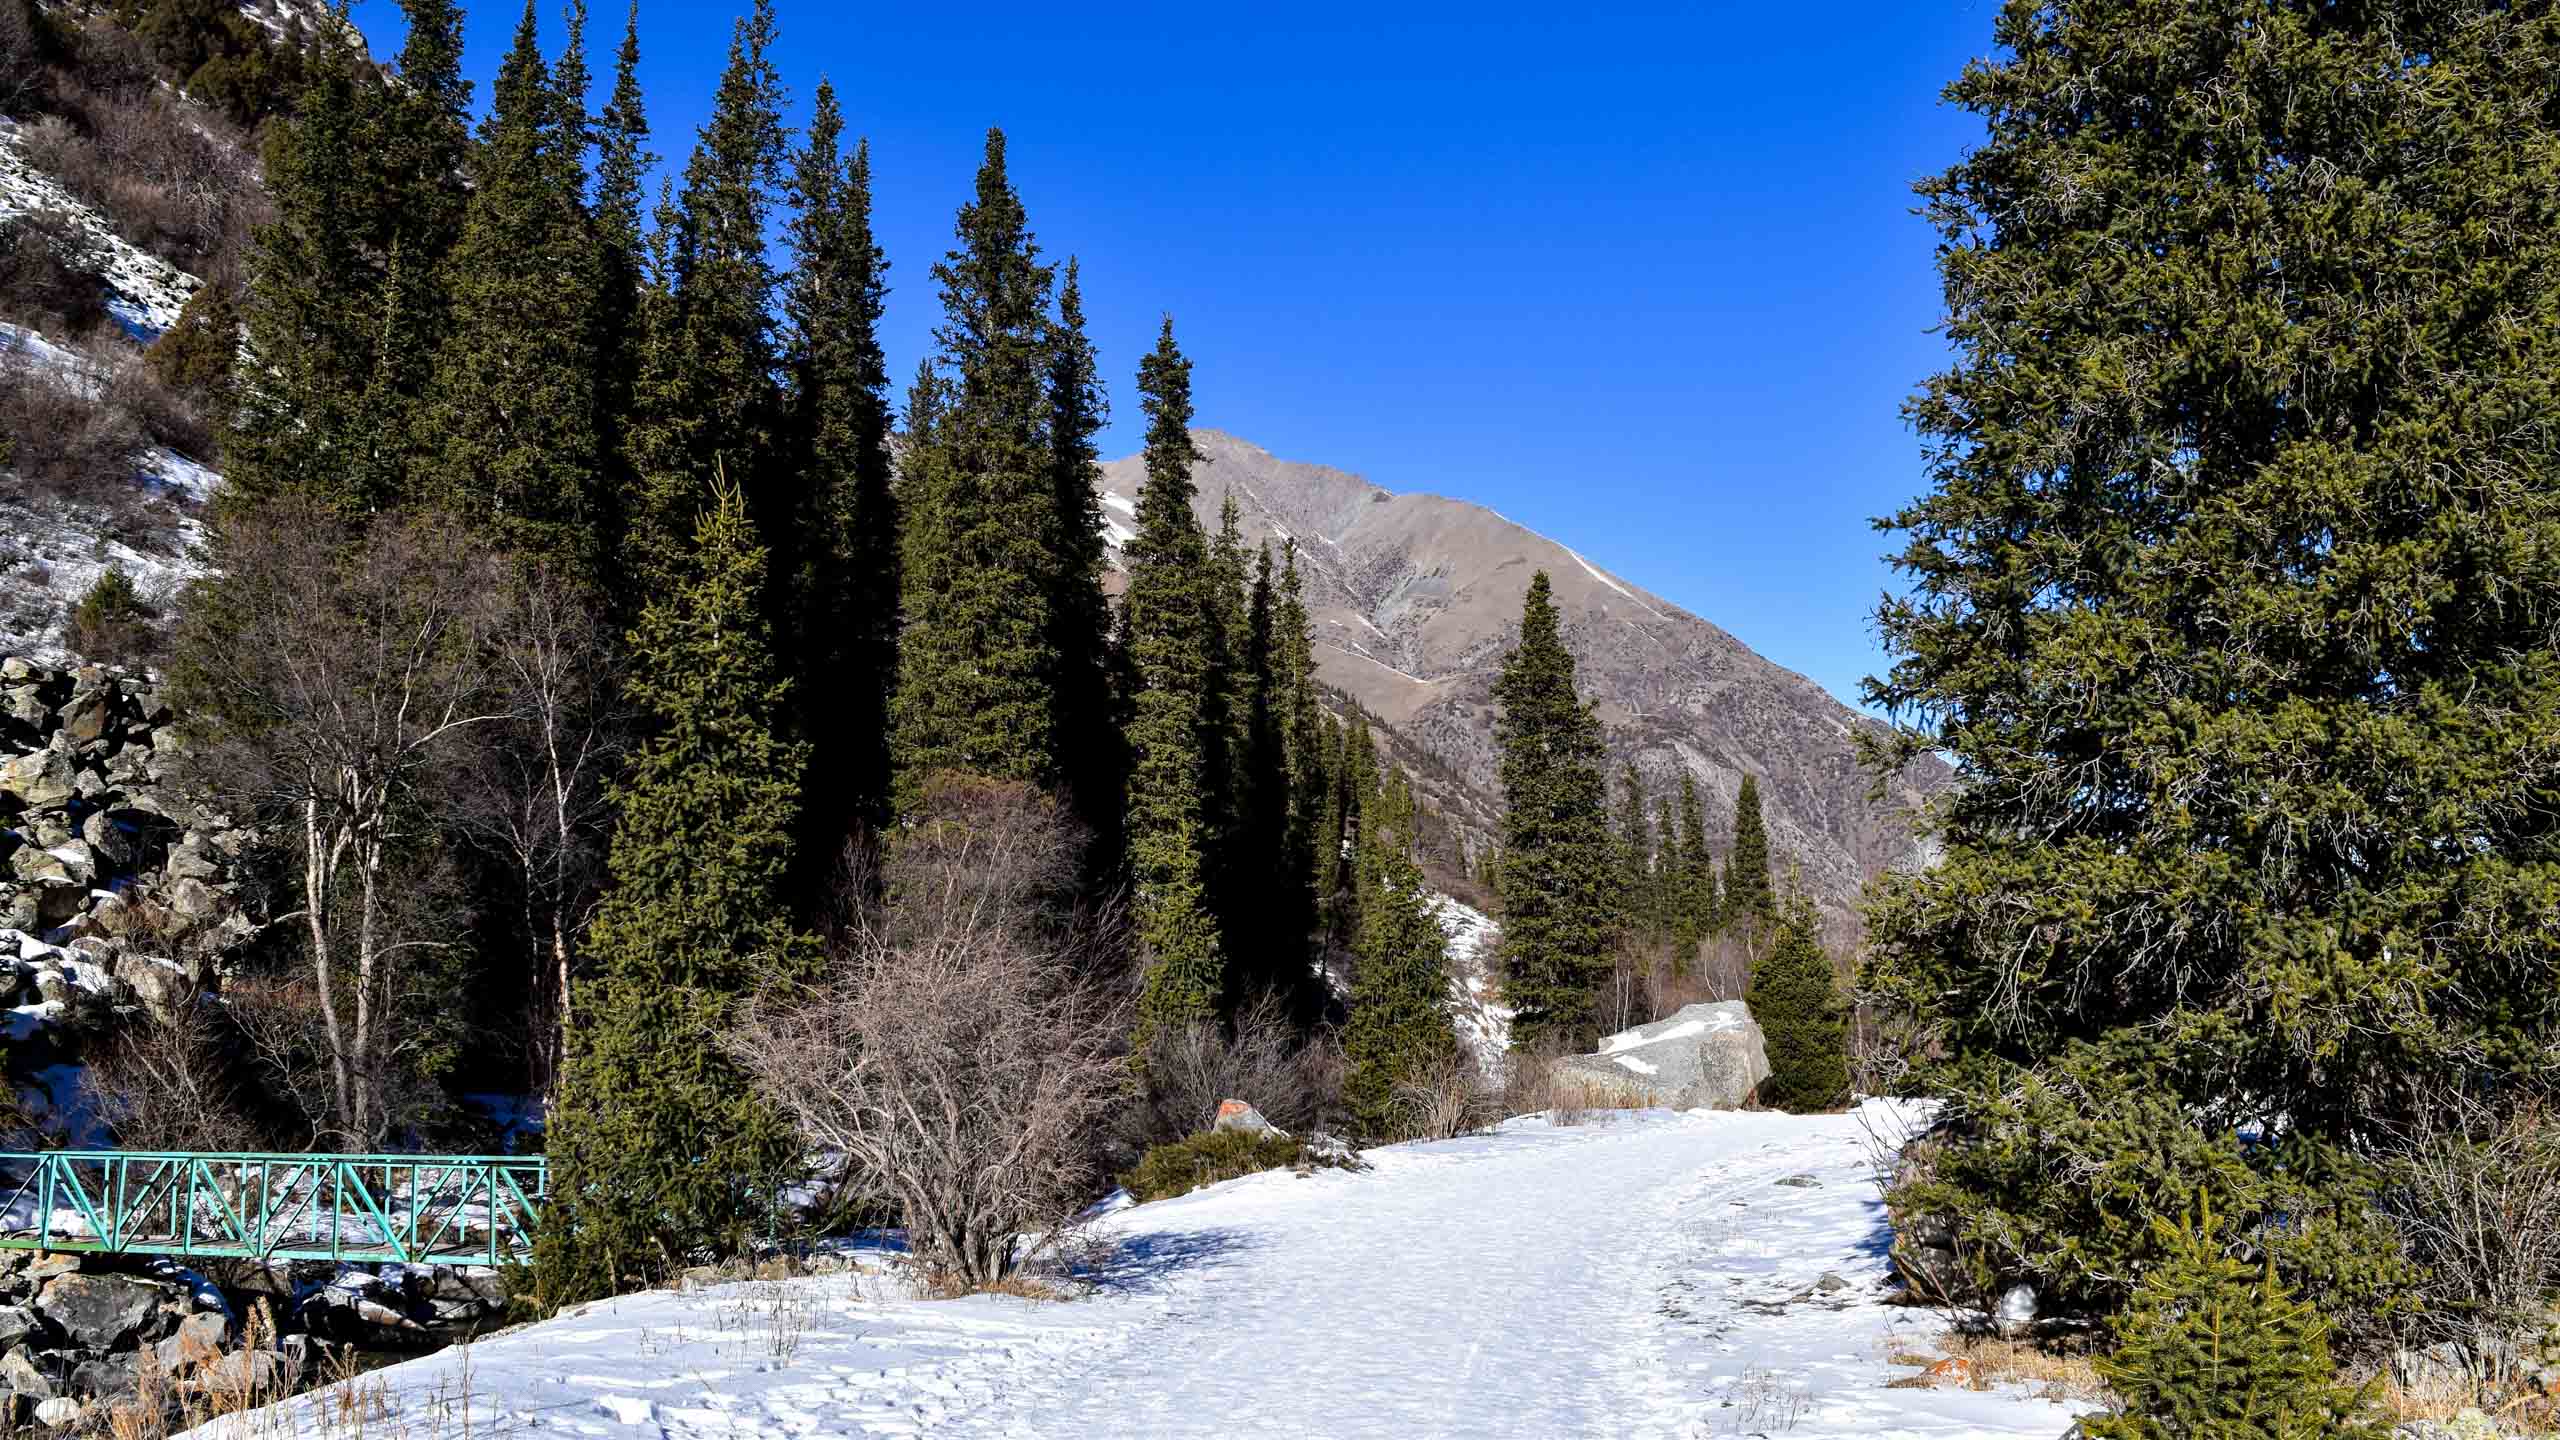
[{"xmin": 1098, "ymin": 429, "xmax": 1946, "ymax": 932}]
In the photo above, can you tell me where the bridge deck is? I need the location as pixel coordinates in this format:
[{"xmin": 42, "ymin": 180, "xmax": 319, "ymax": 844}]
[{"xmin": 0, "ymin": 1151, "xmax": 547, "ymax": 1267}]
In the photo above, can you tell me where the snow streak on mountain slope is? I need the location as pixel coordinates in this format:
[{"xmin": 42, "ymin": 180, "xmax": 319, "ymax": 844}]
[
  {"xmin": 199, "ymin": 1105, "xmax": 2085, "ymax": 1440},
  {"xmin": 0, "ymin": 120, "xmax": 200, "ymax": 337}
]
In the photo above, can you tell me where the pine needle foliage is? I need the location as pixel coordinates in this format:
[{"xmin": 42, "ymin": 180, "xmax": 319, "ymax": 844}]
[
  {"xmin": 1864, "ymin": 0, "xmax": 2560, "ymax": 1336},
  {"xmin": 1493, "ymin": 572, "xmax": 1619, "ymax": 1052},
  {"xmin": 890, "ymin": 130, "xmax": 1066, "ymax": 804},
  {"xmin": 1745, "ymin": 889, "xmax": 1847, "ymax": 1113},
  {"xmin": 1122, "ymin": 319, "xmax": 1225, "ymax": 1050},
  {"xmin": 1343, "ymin": 772, "xmax": 1460, "ymax": 1138},
  {"xmin": 534, "ymin": 484, "xmax": 814, "ymax": 1306},
  {"xmin": 2084, "ymin": 1205, "xmax": 2379, "ymax": 1440}
]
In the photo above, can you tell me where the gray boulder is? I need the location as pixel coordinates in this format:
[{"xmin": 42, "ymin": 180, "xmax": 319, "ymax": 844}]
[
  {"xmin": 2, "ymin": 1347, "xmax": 53, "ymax": 1399},
  {"xmin": 0, "ymin": 748, "xmax": 74, "ymax": 809},
  {"xmin": 0, "ymin": 1308, "xmax": 32, "ymax": 1350},
  {"xmin": 35, "ymin": 1275, "xmax": 163, "ymax": 1352},
  {"xmin": 1553, "ymin": 1001, "xmax": 1772, "ymax": 1110}
]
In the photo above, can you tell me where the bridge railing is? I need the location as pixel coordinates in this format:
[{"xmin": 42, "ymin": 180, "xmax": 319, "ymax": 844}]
[{"xmin": 0, "ymin": 1152, "xmax": 547, "ymax": 1267}]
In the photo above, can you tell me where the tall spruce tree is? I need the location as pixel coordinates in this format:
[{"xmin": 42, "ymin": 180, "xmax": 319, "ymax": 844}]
[
  {"xmin": 1043, "ymin": 260, "xmax": 1121, "ymax": 850},
  {"xmin": 1342, "ymin": 770, "xmax": 1459, "ymax": 1138},
  {"xmin": 1228, "ymin": 544, "xmax": 1295, "ymax": 1009},
  {"xmin": 1614, "ymin": 762, "xmax": 1652, "ymax": 942},
  {"xmin": 590, "ymin": 2, "xmax": 654, "ymax": 599},
  {"xmin": 1864, "ymin": 0, "xmax": 2560, "ymax": 1327},
  {"xmin": 225, "ymin": 25, "xmax": 392, "ymax": 510},
  {"xmin": 1493, "ymin": 572, "xmax": 1618, "ymax": 1051},
  {"xmin": 780, "ymin": 83, "xmax": 897, "ymax": 861},
  {"xmin": 1747, "ymin": 888, "xmax": 1848, "ymax": 1113},
  {"xmin": 1122, "ymin": 319, "xmax": 1224, "ymax": 1049},
  {"xmin": 620, "ymin": 0, "xmax": 786, "ymax": 601},
  {"xmin": 1673, "ymin": 771, "xmax": 1710, "ymax": 960},
  {"xmin": 890, "ymin": 130, "xmax": 1063, "ymax": 805},
  {"xmin": 535, "ymin": 485, "xmax": 813, "ymax": 1305},
  {"xmin": 1271, "ymin": 541, "xmax": 1328, "ymax": 1019},
  {"xmin": 421, "ymin": 0, "xmax": 607, "ymax": 576},
  {"xmin": 1723, "ymin": 774, "xmax": 1773, "ymax": 934}
]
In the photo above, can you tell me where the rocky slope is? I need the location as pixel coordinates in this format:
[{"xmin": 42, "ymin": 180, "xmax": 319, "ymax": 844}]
[{"xmin": 1099, "ymin": 430, "xmax": 1945, "ymax": 932}]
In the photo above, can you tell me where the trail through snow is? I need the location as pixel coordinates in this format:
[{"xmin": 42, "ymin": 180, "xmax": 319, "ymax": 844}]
[{"xmin": 200, "ymin": 1105, "xmax": 2082, "ymax": 1440}]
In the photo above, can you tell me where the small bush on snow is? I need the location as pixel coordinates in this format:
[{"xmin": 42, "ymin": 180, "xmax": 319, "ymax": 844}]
[{"xmin": 1119, "ymin": 1129, "xmax": 1358, "ymax": 1203}]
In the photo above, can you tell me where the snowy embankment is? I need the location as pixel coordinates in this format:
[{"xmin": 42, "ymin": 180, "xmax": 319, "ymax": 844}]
[
  {"xmin": 195, "ymin": 1103, "xmax": 2085, "ymax": 1440},
  {"xmin": 0, "ymin": 121, "xmax": 219, "ymax": 659}
]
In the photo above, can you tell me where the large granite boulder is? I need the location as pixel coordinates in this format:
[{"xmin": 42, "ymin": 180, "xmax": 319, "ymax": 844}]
[
  {"xmin": 33, "ymin": 1274, "xmax": 163, "ymax": 1352},
  {"xmin": 1554, "ymin": 1001, "xmax": 1772, "ymax": 1110}
]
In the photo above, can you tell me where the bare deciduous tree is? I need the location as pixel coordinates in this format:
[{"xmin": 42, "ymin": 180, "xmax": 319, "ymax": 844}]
[
  {"xmin": 450, "ymin": 563, "xmax": 625, "ymax": 1100},
  {"xmin": 728, "ymin": 776, "xmax": 1131, "ymax": 1291},
  {"xmin": 175, "ymin": 501, "xmax": 511, "ymax": 1146}
]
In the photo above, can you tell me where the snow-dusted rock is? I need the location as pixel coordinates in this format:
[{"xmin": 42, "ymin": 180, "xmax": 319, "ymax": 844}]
[{"xmin": 1553, "ymin": 1001, "xmax": 1772, "ymax": 1110}]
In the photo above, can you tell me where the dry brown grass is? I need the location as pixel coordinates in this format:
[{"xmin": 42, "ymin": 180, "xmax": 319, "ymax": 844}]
[
  {"xmin": 1500, "ymin": 1050, "xmax": 1659, "ymax": 1126},
  {"xmin": 2368, "ymin": 1368, "xmax": 2560, "ymax": 1434},
  {"xmin": 1880, "ymin": 1331, "xmax": 2109, "ymax": 1406}
]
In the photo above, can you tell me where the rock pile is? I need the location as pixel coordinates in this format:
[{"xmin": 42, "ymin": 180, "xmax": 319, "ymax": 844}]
[
  {"xmin": 0, "ymin": 1253, "xmax": 280, "ymax": 1428},
  {"xmin": 0, "ymin": 657, "xmax": 253, "ymax": 965},
  {"xmin": 2, "ymin": 657, "xmax": 256, "ymax": 1135}
]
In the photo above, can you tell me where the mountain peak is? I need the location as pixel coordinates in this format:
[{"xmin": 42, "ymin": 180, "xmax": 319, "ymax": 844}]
[{"xmin": 1099, "ymin": 432, "xmax": 1943, "ymax": 933}]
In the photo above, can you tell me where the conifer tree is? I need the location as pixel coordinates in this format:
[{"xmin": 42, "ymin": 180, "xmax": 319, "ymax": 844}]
[
  {"xmin": 590, "ymin": 2, "xmax": 654, "ymax": 593},
  {"xmin": 890, "ymin": 130, "xmax": 1062, "ymax": 804},
  {"xmin": 225, "ymin": 25, "xmax": 386, "ymax": 510},
  {"xmin": 1615, "ymin": 762, "xmax": 1653, "ymax": 942},
  {"xmin": 1122, "ymin": 319, "xmax": 1224, "ymax": 1049},
  {"xmin": 535, "ymin": 484, "xmax": 814, "ymax": 1305},
  {"xmin": 1866, "ymin": 0, "xmax": 2560, "ymax": 1330},
  {"xmin": 1652, "ymin": 801, "xmax": 1678, "ymax": 951},
  {"xmin": 1271, "ymin": 542, "xmax": 1328, "ymax": 1017},
  {"xmin": 1493, "ymin": 572, "xmax": 1618, "ymax": 1051},
  {"xmin": 1342, "ymin": 771, "xmax": 1459, "ymax": 1138},
  {"xmin": 1747, "ymin": 888, "xmax": 1848, "ymax": 1112},
  {"xmin": 1043, "ymin": 260, "xmax": 1121, "ymax": 850},
  {"xmin": 780, "ymin": 82, "xmax": 897, "ymax": 858},
  {"xmin": 2085, "ymin": 1207, "xmax": 2378, "ymax": 1440},
  {"xmin": 1673, "ymin": 772, "xmax": 1709, "ymax": 958},
  {"xmin": 1723, "ymin": 774, "xmax": 1773, "ymax": 934},
  {"xmin": 1228, "ymin": 545, "xmax": 1294, "ymax": 1008},
  {"xmin": 620, "ymin": 0, "xmax": 786, "ymax": 599},
  {"xmin": 422, "ymin": 0, "xmax": 607, "ymax": 576}
]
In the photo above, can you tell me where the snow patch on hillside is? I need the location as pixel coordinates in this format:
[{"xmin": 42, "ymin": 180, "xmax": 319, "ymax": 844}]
[
  {"xmin": 191, "ymin": 1104, "xmax": 2084, "ymax": 1439},
  {"xmin": 0, "ymin": 325, "xmax": 214, "ymax": 660},
  {"xmin": 0, "ymin": 121, "xmax": 200, "ymax": 337},
  {"xmin": 1436, "ymin": 893, "xmax": 1512, "ymax": 1074}
]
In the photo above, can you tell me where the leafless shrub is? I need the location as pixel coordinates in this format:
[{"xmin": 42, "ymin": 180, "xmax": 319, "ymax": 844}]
[
  {"xmin": 2382, "ymin": 1091, "xmax": 2560, "ymax": 1387},
  {"xmin": 0, "ymin": 204, "xmax": 108, "ymax": 333},
  {"xmin": 21, "ymin": 74, "xmax": 267, "ymax": 273},
  {"xmin": 729, "ymin": 776, "xmax": 1134, "ymax": 1292},
  {"xmin": 1129, "ymin": 993, "xmax": 1343, "ymax": 1149},
  {"xmin": 0, "ymin": 0, "xmax": 46, "ymax": 117},
  {"xmin": 78, "ymin": 996, "xmax": 265, "ymax": 1152},
  {"xmin": 1390, "ymin": 1052, "xmax": 1502, "ymax": 1141},
  {"xmin": 0, "ymin": 344, "xmax": 155, "ymax": 498}
]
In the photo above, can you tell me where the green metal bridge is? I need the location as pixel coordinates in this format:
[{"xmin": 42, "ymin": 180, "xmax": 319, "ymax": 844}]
[{"xmin": 0, "ymin": 1152, "xmax": 547, "ymax": 1267}]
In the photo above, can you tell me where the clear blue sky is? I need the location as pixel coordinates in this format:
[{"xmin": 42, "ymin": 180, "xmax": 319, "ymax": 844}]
[{"xmin": 349, "ymin": 0, "xmax": 1999, "ymax": 710}]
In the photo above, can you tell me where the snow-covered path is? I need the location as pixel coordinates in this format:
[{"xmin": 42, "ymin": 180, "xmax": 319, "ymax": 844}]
[{"xmin": 201, "ymin": 1105, "xmax": 2085, "ymax": 1440}]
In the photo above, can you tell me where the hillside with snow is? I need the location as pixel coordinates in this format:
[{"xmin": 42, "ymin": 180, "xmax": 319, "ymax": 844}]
[{"xmin": 192, "ymin": 1104, "xmax": 2087, "ymax": 1440}]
